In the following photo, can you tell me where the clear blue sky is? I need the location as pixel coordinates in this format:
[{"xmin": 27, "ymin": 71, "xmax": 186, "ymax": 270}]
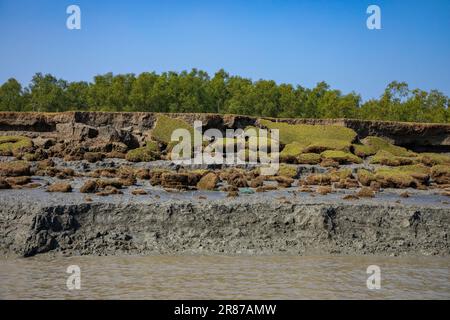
[{"xmin": 0, "ymin": 0, "xmax": 449, "ymax": 100}]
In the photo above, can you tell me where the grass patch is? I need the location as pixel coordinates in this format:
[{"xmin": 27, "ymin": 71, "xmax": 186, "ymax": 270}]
[
  {"xmin": 418, "ymin": 153, "xmax": 450, "ymax": 166},
  {"xmin": 361, "ymin": 136, "xmax": 415, "ymax": 157},
  {"xmin": 125, "ymin": 141, "xmax": 160, "ymax": 162},
  {"xmin": 431, "ymin": 164, "xmax": 450, "ymax": 184},
  {"xmin": 353, "ymin": 144, "xmax": 377, "ymax": 158},
  {"xmin": 0, "ymin": 160, "xmax": 31, "ymax": 176},
  {"xmin": 374, "ymin": 168, "xmax": 417, "ymax": 188},
  {"xmin": 303, "ymin": 139, "xmax": 352, "ymax": 153},
  {"xmin": 320, "ymin": 150, "xmax": 362, "ymax": 164},
  {"xmin": 151, "ymin": 115, "xmax": 194, "ymax": 144},
  {"xmin": 279, "ymin": 142, "xmax": 307, "ymax": 163},
  {"xmin": 0, "ymin": 136, "xmax": 33, "ymax": 156},
  {"xmin": 259, "ymin": 119, "xmax": 357, "ymax": 146},
  {"xmin": 370, "ymin": 150, "xmax": 416, "ymax": 166},
  {"xmin": 297, "ymin": 153, "xmax": 322, "ymax": 165},
  {"xmin": 277, "ymin": 164, "xmax": 297, "ymax": 178},
  {"xmin": 357, "ymin": 169, "xmax": 376, "ymax": 186}
]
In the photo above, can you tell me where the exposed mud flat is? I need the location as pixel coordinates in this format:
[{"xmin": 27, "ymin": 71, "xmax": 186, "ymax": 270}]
[{"xmin": 1, "ymin": 182, "xmax": 448, "ymax": 258}]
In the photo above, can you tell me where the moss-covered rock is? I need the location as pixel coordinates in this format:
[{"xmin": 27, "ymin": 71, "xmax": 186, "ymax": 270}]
[
  {"xmin": 297, "ymin": 153, "xmax": 322, "ymax": 165},
  {"xmin": 353, "ymin": 144, "xmax": 377, "ymax": 158},
  {"xmin": 277, "ymin": 163, "xmax": 298, "ymax": 178},
  {"xmin": 259, "ymin": 119, "xmax": 357, "ymax": 146},
  {"xmin": 0, "ymin": 161, "xmax": 31, "ymax": 177},
  {"xmin": 196, "ymin": 172, "xmax": 219, "ymax": 190},
  {"xmin": 320, "ymin": 150, "xmax": 362, "ymax": 164},
  {"xmin": 303, "ymin": 139, "xmax": 352, "ymax": 153},
  {"xmin": 357, "ymin": 169, "xmax": 376, "ymax": 186},
  {"xmin": 418, "ymin": 153, "xmax": 450, "ymax": 166},
  {"xmin": 362, "ymin": 136, "xmax": 415, "ymax": 157},
  {"xmin": 125, "ymin": 141, "xmax": 160, "ymax": 162},
  {"xmin": 151, "ymin": 115, "xmax": 194, "ymax": 144},
  {"xmin": 374, "ymin": 168, "xmax": 418, "ymax": 188},
  {"xmin": 0, "ymin": 136, "xmax": 33, "ymax": 156},
  {"xmin": 431, "ymin": 164, "xmax": 450, "ymax": 184},
  {"xmin": 47, "ymin": 182, "xmax": 72, "ymax": 193},
  {"xmin": 370, "ymin": 150, "xmax": 416, "ymax": 166},
  {"xmin": 279, "ymin": 142, "xmax": 306, "ymax": 163}
]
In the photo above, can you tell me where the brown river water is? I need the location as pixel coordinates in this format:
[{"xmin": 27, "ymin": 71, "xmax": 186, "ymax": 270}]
[{"xmin": 0, "ymin": 255, "xmax": 448, "ymax": 299}]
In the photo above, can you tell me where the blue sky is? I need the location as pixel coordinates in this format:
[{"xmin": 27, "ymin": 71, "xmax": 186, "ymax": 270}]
[{"xmin": 0, "ymin": 0, "xmax": 449, "ymax": 100}]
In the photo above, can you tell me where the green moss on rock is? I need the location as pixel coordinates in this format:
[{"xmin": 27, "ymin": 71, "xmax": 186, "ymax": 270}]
[
  {"xmin": 320, "ymin": 150, "xmax": 362, "ymax": 164},
  {"xmin": 0, "ymin": 136, "xmax": 33, "ymax": 156},
  {"xmin": 125, "ymin": 141, "xmax": 160, "ymax": 162},
  {"xmin": 151, "ymin": 115, "xmax": 194, "ymax": 144},
  {"xmin": 362, "ymin": 136, "xmax": 415, "ymax": 157}
]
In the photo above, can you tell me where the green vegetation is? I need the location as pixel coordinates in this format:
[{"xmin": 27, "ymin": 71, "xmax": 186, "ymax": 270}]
[
  {"xmin": 353, "ymin": 144, "xmax": 377, "ymax": 158},
  {"xmin": 418, "ymin": 153, "xmax": 450, "ymax": 166},
  {"xmin": 362, "ymin": 136, "xmax": 415, "ymax": 157},
  {"xmin": 151, "ymin": 115, "xmax": 194, "ymax": 144},
  {"xmin": 320, "ymin": 150, "xmax": 363, "ymax": 164},
  {"xmin": 0, "ymin": 136, "xmax": 33, "ymax": 156},
  {"xmin": 277, "ymin": 164, "xmax": 297, "ymax": 178},
  {"xmin": 1, "ymin": 71, "xmax": 448, "ymax": 123},
  {"xmin": 357, "ymin": 169, "xmax": 376, "ymax": 186},
  {"xmin": 296, "ymin": 153, "xmax": 322, "ymax": 165},
  {"xmin": 370, "ymin": 150, "xmax": 416, "ymax": 166},
  {"xmin": 125, "ymin": 141, "xmax": 160, "ymax": 162},
  {"xmin": 260, "ymin": 119, "xmax": 357, "ymax": 145}
]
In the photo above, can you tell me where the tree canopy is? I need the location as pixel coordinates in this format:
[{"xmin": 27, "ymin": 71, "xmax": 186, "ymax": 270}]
[{"xmin": 0, "ymin": 70, "xmax": 448, "ymax": 123}]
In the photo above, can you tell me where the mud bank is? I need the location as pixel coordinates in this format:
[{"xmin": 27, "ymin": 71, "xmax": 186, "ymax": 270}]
[
  {"xmin": 1, "ymin": 111, "xmax": 449, "ymax": 149},
  {"xmin": 1, "ymin": 189, "xmax": 448, "ymax": 258}
]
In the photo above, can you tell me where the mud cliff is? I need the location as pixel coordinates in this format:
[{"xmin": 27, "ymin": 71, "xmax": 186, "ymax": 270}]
[
  {"xmin": 0, "ymin": 191, "xmax": 448, "ymax": 257},
  {"xmin": 0, "ymin": 112, "xmax": 449, "ymax": 151}
]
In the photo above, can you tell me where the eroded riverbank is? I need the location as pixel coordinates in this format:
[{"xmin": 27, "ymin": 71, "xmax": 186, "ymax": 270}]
[{"xmin": 1, "ymin": 185, "xmax": 448, "ymax": 258}]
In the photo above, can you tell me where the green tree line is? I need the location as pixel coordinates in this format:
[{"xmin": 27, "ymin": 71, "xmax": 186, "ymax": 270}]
[{"xmin": 0, "ymin": 69, "xmax": 448, "ymax": 123}]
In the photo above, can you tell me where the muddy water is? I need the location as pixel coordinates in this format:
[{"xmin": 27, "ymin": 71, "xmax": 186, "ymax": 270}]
[{"xmin": 0, "ymin": 255, "xmax": 448, "ymax": 299}]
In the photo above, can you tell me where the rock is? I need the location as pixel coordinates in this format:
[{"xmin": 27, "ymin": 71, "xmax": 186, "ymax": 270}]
[
  {"xmin": 343, "ymin": 194, "xmax": 359, "ymax": 200},
  {"xmin": 97, "ymin": 179, "xmax": 123, "ymax": 189},
  {"xmin": 305, "ymin": 173, "xmax": 331, "ymax": 186},
  {"xmin": 271, "ymin": 176, "xmax": 294, "ymax": 188},
  {"xmin": 0, "ymin": 178, "xmax": 11, "ymax": 189},
  {"xmin": 96, "ymin": 186, "xmax": 123, "ymax": 196},
  {"xmin": 84, "ymin": 152, "xmax": 104, "ymax": 163},
  {"xmin": 248, "ymin": 176, "xmax": 265, "ymax": 188},
  {"xmin": 227, "ymin": 190, "xmax": 239, "ymax": 197},
  {"xmin": 47, "ymin": 182, "xmax": 72, "ymax": 193},
  {"xmin": 357, "ymin": 187, "xmax": 375, "ymax": 198},
  {"xmin": 196, "ymin": 173, "xmax": 219, "ymax": 190},
  {"xmin": 0, "ymin": 161, "xmax": 31, "ymax": 176},
  {"xmin": 131, "ymin": 188, "xmax": 147, "ymax": 195},
  {"xmin": 135, "ymin": 168, "xmax": 150, "ymax": 180},
  {"xmin": 56, "ymin": 123, "xmax": 98, "ymax": 141},
  {"xmin": 32, "ymin": 137, "xmax": 55, "ymax": 149},
  {"xmin": 161, "ymin": 172, "xmax": 190, "ymax": 189},
  {"xmin": 400, "ymin": 192, "xmax": 410, "ymax": 198},
  {"xmin": 320, "ymin": 158, "xmax": 339, "ymax": 168},
  {"xmin": 5, "ymin": 176, "xmax": 31, "ymax": 186},
  {"xmin": 255, "ymin": 185, "xmax": 278, "ymax": 192},
  {"xmin": 80, "ymin": 180, "xmax": 98, "ymax": 193},
  {"xmin": 37, "ymin": 159, "xmax": 54, "ymax": 170},
  {"xmin": 317, "ymin": 186, "xmax": 332, "ymax": 195}
]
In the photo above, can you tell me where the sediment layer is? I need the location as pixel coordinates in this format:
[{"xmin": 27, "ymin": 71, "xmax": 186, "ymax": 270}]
[{"xmin": 0, "ymin": 192, "xmax": 448, "ymax": 257}]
